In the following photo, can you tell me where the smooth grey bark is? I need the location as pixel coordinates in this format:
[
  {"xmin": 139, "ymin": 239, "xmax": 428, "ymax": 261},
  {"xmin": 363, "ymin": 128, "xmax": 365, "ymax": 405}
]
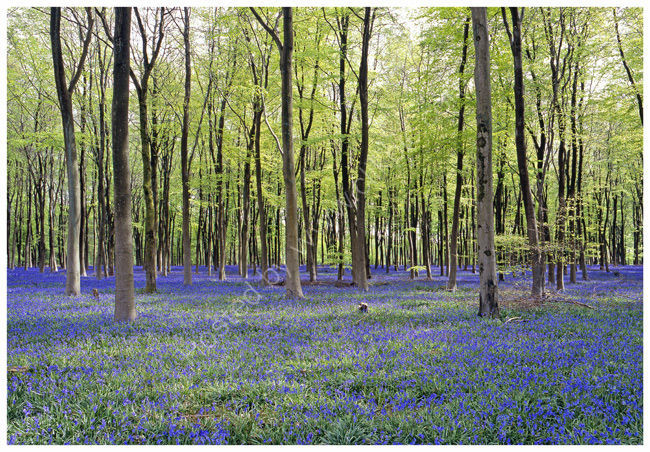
[
  {"xmin": 50, "ymin": 7, "xmax": 93, "ymax": 296},
  {"xmin": 112, "ymin": 7, "xmax": 136, "ymax": 322},
  {"xmin": 471, "ymin": 7, "xmax": 499, "ymax": 317},
  {"xmin": 99, "ymin": 7, "xmax": 165, "ymax": 292},
  {"xmin": 250, "ymin": 7, "xmax": 304, "ymax": 298},
  {"xmin": 278, "ymin": 8, "xmax": 304, "ymax": 298}
]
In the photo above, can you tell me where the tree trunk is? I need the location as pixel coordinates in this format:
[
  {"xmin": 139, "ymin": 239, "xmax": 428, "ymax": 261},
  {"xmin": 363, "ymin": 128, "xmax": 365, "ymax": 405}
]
[
  {"xmin": 181, "ymin": 7, "xmax": 192, "ymax": 285},
  {"xmin": 50, "ymin": 7, "xmax": 91, "ymax": 296},
  {"xmin": 254, "ymin": 105, "xmax": 269, "ymax": 286},
  {"xmin": 471, "ymin": 7, "xmax": 499, "ymax": 317},
  {"xmin": 353, "ymin": 7, "xmax": 373, "ymax": 291},
  {"xmin": 505, "ymin": 7, "xmax": 544, "ymax": 297},
  {"xmin": 112, "ymin": 7, "xmax": 136, "ymax": 322},
  {"xmin": 613, "ymin": 8, "xmax": 643, "ymax": 125},
  {"xmin": 447, "ymin": 16, "xmax": 470, "ymax": 291},
  {"xmin": 276, "ymin": 8, "xmax": 304, "ymax": 298}
]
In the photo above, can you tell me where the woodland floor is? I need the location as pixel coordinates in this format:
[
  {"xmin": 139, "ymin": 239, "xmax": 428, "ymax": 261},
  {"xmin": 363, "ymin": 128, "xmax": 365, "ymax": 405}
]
[{"xmin": 6, "ymin": 263, "xmax": 643, "ymax": 444}]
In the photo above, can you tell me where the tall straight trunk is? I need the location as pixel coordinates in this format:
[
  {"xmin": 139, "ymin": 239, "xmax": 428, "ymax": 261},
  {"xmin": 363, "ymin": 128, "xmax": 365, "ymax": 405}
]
[
  {"xmin": 25, "ymin": 177, "xmax": 32, "ymax": 269},
  {"xmin": 181, "ymin": 7, "xmax": 192, "ymax": 285},
  {"xmin": 405, "ymin": 194, "xmax": 414, "ymax": 279},
  {"xmin": 79, "ymin": 82, "xmax": 88, "ymax": 277},
  {"xmin": 10, "ymin": 173, "xmax": 21, "ymax": 269},
  {"xmin": 216, "ymin": 99, "xmax": 228, "ymax": 280},
  {"xmin": 577, "ymin": 81, "xmax": 588, "ymax": 280},
  {"xmin": 136, "ymin": 89, "xmax": 157, "ymax": 291},
  {"xmin": 95, "ymin": 66, "xmax": 108, "ymax": 279},
  {"xmin": 206, "ymin": 198, "xmax": 213, "ymax": 276},
  {"xmin": 420, "ymin": 190, "xmax": 432, "ymax": 279},
  {"xmin": 336, "ymin": 11, "xmax": 359, "ymax": 285},
  {"xmin": 471, "ymin": 173, "xmax": 476, "ymax": 273},
  {"xmin": 556, "ymin": 114, "xmax": 567, "ymax": 290},
  {"xmin": 240, "ymin": 135, "xmax": 253, "ymax": 278},
  {"xmin": 160, "ymin": 143, "xmax": 173, "ymax": 277},
  {"xmin": 50, "ymin": 7, "xmax": 92, "ymax": 296},
  {"xmin": 107, "ymin": 7, "xmax": 167, "ymax": 292},
  {"xmin": 620, "ymin": 194, "xmax": 626, "ymax": 265},
  {"xmin": 279, "ymin": 8, "xmax": 303, "ymax": 297},
  {"xmin": 504, "ymin": 7, "xmax": 544, "ymax": 297},
  {"xmin": 472, "ymin": 7, "xmax": 499, "ymax": 317},
  {"xmin": 250, "ymin": 7, "xmax": 305, "ymax": 297},
  {"xmin": 374, "ymin": 196, "xmax": 380, "ymax": 269},
  {"xmin": 495, "ymin": 153, "xmax": 506, "ymax": 281},
  {"xmin": 112, "ymin": 7, "xmax": 136, "ymax": 322},
  {"xmin": 297, "ymin": 52, "xmax": 320, "ymax": 282},
  {"xmin": 7, "ymin": 179, "xmax": 14, "ymax": 269},
  {"xmin": 354, "ymin": 6, "xmax": 373, "ymax": 292},
  {"xmin": 633, "ymin": 187, "xmax": 641, "ymax": 265},
  {"xmin": 568, "ymin": 64, "xmax": 580, "ymax": 284},
  {"xmin": 310, "ymin": 156, "xmax": 324, "ymax": 277},
  {"xmin": 151, "ymin": 76, "xmax": 162, "ymax": 273},
  {"xmin": 332, "ymin": 149, "xmax": 345, "ymax": 280},
  {"xmin": 443, "ymin": 174, "xmax": 449, "ymax": 276},
  {"xmin": 254, "ymin": 106, "xmax": 269, "ymax": 285},
  {"xmin": 447, "ymin": 16, "xmax": 470, "ymax": 291},
  {"xmin": 300, "ymin": 149, "xmax": 315, "ymax": 281},
  {"xmin": 48, "ymin": 155, "xmax": 58, "ymax": 272},
  {"xmin": 438, "ymin": 207, "xmax": 444, "ymax": 276},
  {"xmin": 36, "ymin": 161, "xmax": 46, "ymax": 272},
  {"xmin": 195, "ymin": 180, "xmax": 203, "ymax": 273},
  {"xmin": 386, "ymin": 184, "xmax": 393, "ymax": 273},
  {"xmin": 600, "ymin": 187, "xmax": 609, "ymax": 273}
]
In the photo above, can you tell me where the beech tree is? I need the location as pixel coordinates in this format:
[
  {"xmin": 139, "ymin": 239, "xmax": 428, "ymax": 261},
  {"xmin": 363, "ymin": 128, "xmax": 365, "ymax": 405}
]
[
  {"xmin": 447, "ymin": 15, "xmax": 470, "ymax": 292},
  {"xmin": 112, "ymin": 6, "xmax": 136, "ymax": 322},
  {"xmin": 98, "ymin": 7, "xmax": 167, "ymax": 293},
  {"xmin": 181, "ymin": 7, "xmax": 192, "ymax": 285},
  {"xmin": 8, "ymin": 7, "xmax": 643, "ymax": 312},
  {"xmin": 471, "ymin": 7, "xmax": 499, "ymax": 317},
  {"xmin": 503, "ymin": 7, "xmax": 545, "ymax": 297},
  {"xmin": 50, "ymin": 7, "xmax": 93, "ymax": 296},
  {"xmin": 251, "ymin": 7, "xmax": 304, "ymax": 298}
]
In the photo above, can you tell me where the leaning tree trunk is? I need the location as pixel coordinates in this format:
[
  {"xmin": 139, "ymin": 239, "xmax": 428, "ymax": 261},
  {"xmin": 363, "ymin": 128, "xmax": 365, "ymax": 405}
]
[
  {"xmin": 50, "ymin": 7, "xmax": 91, "ymax": 296},
  {"xmin": 471, "ymin": 7, "xmax": 499, "ymax": 317},
  {"xmin": 613, "ymin": 8, "xmax": 643, "ymax": 126},
  {"xmin": 112, "ymin": 7, "xmax": 136, "ymax": 322}
]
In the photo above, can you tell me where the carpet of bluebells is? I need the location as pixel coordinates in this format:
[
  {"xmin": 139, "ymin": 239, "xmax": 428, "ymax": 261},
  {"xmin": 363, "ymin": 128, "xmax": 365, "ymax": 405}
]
[{"xmin": 6, "ymin": 263, "xmax": 643, "ymax": 444}]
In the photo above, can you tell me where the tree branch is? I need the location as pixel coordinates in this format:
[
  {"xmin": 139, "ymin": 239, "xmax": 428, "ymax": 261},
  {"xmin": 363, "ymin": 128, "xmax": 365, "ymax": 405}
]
[
  {"xmin": 249, "ymin": 7, "xmax": 282, "ymax": 52},
  {"xmin": 67, "ymin": 7, "xmax": 94, "ymax": 93}
]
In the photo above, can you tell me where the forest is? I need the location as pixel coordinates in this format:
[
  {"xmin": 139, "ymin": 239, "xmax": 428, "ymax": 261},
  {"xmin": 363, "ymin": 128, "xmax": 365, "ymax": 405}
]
[{"xmin": 6, "ymin": 6, "xmax": 643, "ymax": 445}]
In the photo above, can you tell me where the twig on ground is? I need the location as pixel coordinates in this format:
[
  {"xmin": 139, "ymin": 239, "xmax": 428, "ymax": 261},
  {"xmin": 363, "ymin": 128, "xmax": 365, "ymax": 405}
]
[
  {"xmin": 503, "ymin": 316, "xmax": 525, "ymax": 325},
  {"xmin": 559, "ymin": 299, "xmax": 597, "ymax": 310}
]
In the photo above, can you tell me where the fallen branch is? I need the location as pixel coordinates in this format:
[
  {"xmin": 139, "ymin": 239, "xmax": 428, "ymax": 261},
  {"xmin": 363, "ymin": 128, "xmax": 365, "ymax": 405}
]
[
  {"xmin": 503, "ymin": 316, "xmax": 525, "ymax": 325},
  {"xmin": 561, "ymin": 299, "xmax": 597, "ymax": 310}
]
